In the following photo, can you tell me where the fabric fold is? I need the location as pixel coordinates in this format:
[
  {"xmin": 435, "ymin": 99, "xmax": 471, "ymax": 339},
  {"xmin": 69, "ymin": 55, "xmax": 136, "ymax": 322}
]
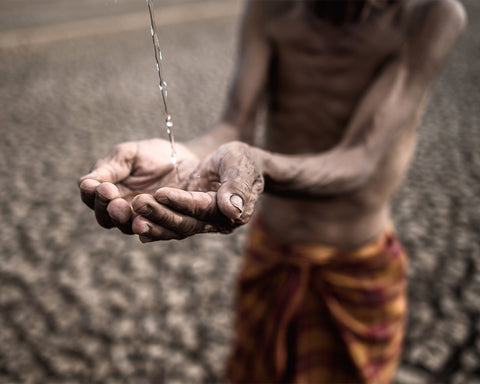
[{"xmin": 226, "ymin": 219, "xmax": 407, "ymax": 384}]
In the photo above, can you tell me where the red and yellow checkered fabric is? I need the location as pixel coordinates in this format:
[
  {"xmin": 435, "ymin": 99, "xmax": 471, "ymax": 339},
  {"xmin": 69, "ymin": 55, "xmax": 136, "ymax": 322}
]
[{"xmin": 226, "ymin": 220, "xmax": 407, "ymax": 384}]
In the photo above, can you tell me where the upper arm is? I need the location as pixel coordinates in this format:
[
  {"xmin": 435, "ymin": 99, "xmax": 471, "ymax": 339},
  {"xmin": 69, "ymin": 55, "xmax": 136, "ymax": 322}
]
[
  {"xmin": 339, "ymin": 0, "xmax": 466, "ymax": 169},
  {"xmin": 185, "ymin": 2, "xmax": 277, "ymax": 158},
  {"xmin": 222, "ymin": 0, "xmax": 273, "ymax": 140},
  {"xmin": 405, "ymin": 0, "xmax": 466, "ymax": 90}
]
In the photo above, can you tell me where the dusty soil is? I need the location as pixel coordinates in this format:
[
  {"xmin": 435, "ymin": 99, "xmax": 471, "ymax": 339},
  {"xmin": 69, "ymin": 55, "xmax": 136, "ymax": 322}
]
[{"xmin": 0, "ymin": 1, "xmax": 479, "ymax": 383}]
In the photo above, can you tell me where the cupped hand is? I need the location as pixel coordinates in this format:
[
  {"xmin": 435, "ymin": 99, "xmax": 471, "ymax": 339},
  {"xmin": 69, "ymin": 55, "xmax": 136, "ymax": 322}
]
[
  {"xmin": 78, "ymin": 138, "xmax": 199, "ymax": 233},
  {"xmin": 130, "ymin": 141, "xmax": 265, "ymax": 242}
]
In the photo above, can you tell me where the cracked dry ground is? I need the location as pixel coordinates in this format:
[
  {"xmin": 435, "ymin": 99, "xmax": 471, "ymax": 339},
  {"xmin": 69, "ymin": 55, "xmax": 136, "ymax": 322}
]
[{"xmin": 1, "ymin": 2, "xmax": 479, "ymax": 384}]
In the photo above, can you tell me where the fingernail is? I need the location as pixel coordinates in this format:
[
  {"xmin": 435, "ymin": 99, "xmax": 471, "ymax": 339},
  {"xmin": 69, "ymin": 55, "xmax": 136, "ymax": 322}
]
[
  {"xmin": 138, "ymin": 205, "xmax": 152, "ymax": 216},
  {"xmin": 156, "ymin": 197, "xmax": 169, "ymax": 205},
  {"xmin": 140, "ymin": 223, "xmax": 151, "ymax": 235},
  {"xmin": 230, "ymin": 194, "xmax": 243, "ymax": 213}
]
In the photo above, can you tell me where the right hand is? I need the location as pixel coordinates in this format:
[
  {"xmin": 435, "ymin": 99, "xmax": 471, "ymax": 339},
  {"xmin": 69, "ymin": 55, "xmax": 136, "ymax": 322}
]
[
  {"xmin": 78, "ymin": 138, "xmax": 199, "ymax": 234},
  {"xmin": 130, "ymin": 141, "xmax": 265, "ymax": 241}
]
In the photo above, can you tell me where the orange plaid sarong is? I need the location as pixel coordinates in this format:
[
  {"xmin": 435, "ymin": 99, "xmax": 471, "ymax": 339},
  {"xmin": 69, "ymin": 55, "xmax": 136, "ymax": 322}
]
[{"xmin": 226, "ymin": 220, "xmax": 407, "ymax": 384}]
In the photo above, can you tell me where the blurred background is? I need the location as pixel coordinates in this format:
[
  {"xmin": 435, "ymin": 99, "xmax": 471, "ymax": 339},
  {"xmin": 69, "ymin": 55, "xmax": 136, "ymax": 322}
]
[{"xmin": 0, "ymin": 0, "xmax": 478, "ymax": 383}]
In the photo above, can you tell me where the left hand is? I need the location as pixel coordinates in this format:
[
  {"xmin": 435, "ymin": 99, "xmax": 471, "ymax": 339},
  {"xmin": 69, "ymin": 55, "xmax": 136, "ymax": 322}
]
[
  {"xmin": 130, "ymin": 141, "xmax": 265, "ymax": 241},
  {"xmin": 78, "ymin": 138, "xmax": 199, "ymax": 234}
]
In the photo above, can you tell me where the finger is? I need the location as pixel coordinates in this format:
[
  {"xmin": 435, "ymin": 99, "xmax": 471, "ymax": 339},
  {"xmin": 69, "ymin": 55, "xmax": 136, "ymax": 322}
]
[
  {"xmin": 78, "ymin": 142, "xmax": 138, "ymax": 185},
  {"xmin": 132, "ymin": 216, "xmax": 184, "ymax": 242},
  {"xmin": 131, "ymin": 193, "xmax": 158, "ymax": 218},
  {"xmin": 94, "ymin": 182, "xmax": 121, "ymax": 229},
  {"xmin": 132, "ymin": 193, "xmax": 213, "ymax": 236},
  {"xmin": 216, "ymin": 179, "xmax": 248, "ymax": 220},
  {"xmin": 217, "ymin": 150, "xmax": 265, "ymax": 221},
  {"xmin": 217, "ymin": 174, "xmax": 264, "ymax": 222},
  {"xmin": 107, "ymin": 197, "xmax": 132, "ymax": 222},
  {"xmin": 79, "ymin": 178, "xmax": 100, "ymax": 209},
  {"xmin": 152, "ymin": 188, "xmax": 218, "ymax": 219},
  {"xmin": 107, "ymin": 198, "xmax": 134, "ymax": 234},
  {"xmin": 79, "ymin": 166, "xmax": 115, "ymax": 185}
]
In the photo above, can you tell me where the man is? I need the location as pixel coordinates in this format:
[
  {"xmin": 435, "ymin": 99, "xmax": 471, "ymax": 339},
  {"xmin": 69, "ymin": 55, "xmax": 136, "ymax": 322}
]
[{"xmin": 79, "ymin": 0, "xmax": 465, "ymax": 382}]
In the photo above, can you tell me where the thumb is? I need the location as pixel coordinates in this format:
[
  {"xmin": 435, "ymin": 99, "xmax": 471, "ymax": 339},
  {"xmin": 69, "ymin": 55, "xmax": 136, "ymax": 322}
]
[
  {"xmin": 217, "ymin": 167, "xmax": 265, "ymax": 222},
  {"xmin": 217, "ymin": 173, "xmax": 263, "ymax": 224},
  {"xmin": 217, "ymin": 182, "xmax": 245, "ymax": 221},
  {"xmin": 214, "ymin": 142, "xmax": 264, "ymax": 222}
]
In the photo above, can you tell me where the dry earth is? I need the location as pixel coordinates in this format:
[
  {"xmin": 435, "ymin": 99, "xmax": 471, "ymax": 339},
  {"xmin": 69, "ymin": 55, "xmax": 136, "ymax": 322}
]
[{"xmin": 0, "ymin": 1, "xmax": 479, "ymax": 383}]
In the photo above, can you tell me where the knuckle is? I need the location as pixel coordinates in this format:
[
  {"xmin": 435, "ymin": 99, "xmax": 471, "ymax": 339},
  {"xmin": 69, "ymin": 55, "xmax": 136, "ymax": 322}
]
[
  {"xmin": 228, "ymin": 178, "xmax": 251, "ymax": 199},
  {"xmin": 161, "ymin": 211, "xmax": 177, "ymax": 228},
  {"xmin": 177, "ymin": 218, "xmax": 198, "ymax": 236}
]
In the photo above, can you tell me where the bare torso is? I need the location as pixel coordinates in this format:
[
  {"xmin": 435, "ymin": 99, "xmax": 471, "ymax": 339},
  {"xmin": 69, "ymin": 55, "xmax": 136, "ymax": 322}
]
[{"xmin": 260, "ymin": 1, "xmax": 422, "ymax": 247}]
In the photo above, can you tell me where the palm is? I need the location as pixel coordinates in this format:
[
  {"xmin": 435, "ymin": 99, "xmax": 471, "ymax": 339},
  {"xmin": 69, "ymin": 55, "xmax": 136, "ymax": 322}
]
[
  {"xmin": 98, "ymin": 139, "xmax": 199, "ymax": 202},
  {"xmin": 79, "ymin": 138, "xmax": 199, "ymax": 233},
  {"xmin": 128, "ymin": 140, "xmax": 198, "ymax": 198}
]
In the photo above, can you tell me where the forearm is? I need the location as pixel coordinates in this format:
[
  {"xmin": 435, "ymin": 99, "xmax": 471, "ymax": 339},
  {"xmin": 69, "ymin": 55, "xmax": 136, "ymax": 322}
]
[
  {"xmin": 258, "ymin": 0, "xmax": 466, "ymax": 198},
  {"xmin": 186, "ymin": 1, "xmax": 270, "ymax": 160},
  {"xmin": 254, "ymin": 145, "xmax": 372, "ymax": 197}
]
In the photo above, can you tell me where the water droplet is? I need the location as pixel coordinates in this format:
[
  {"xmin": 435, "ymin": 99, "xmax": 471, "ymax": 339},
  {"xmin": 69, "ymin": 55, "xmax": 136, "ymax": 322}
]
[{"xmin": 147, "ymin": 0, "xmax": 178, "ymax": 173}]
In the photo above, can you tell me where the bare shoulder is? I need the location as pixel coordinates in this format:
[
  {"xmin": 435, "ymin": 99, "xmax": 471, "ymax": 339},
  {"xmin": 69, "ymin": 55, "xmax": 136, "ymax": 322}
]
[
  {"xmin": 424, "ymin": 0, "xmax": 466, "ymax": 23},
  {"xmin": 406, "ymin": 0, "xmax": 467, "ymax": 36},
  {"xmin": 399, "ymin": 0, "xmax": 466, "ymax": 74}
]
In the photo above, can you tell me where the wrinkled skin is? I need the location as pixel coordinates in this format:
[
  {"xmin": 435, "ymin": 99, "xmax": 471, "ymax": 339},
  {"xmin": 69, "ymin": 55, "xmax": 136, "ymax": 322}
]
[
  {"xmin": 78, "ymin": 140, "xmax": 264, "ymax": 242},
  {"xmin": 78, "ymin": 139, "xmax": 198, "ymax": 234}
]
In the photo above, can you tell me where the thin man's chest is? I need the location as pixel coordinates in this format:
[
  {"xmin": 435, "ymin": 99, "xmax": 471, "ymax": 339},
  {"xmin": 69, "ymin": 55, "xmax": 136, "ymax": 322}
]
[{"xmin": 265, "ymin": 6, "xmax": 406, "ymax": 98}]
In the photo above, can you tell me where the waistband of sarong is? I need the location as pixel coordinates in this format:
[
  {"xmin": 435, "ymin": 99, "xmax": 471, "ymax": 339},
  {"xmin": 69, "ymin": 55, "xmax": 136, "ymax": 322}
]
[{"xmin": 246, "ymin": 215, "xmax": 398, "ymax": 268}]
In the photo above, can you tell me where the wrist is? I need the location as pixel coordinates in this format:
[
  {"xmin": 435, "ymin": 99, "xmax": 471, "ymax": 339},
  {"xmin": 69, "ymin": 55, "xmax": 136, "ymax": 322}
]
[
  {"xmin": 249, "ymin": 145, "xmax": 268, "ymax": 177},
  {"xmin": 184, "ymin": 122, "xmax": 239, "ymax": 159}
]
